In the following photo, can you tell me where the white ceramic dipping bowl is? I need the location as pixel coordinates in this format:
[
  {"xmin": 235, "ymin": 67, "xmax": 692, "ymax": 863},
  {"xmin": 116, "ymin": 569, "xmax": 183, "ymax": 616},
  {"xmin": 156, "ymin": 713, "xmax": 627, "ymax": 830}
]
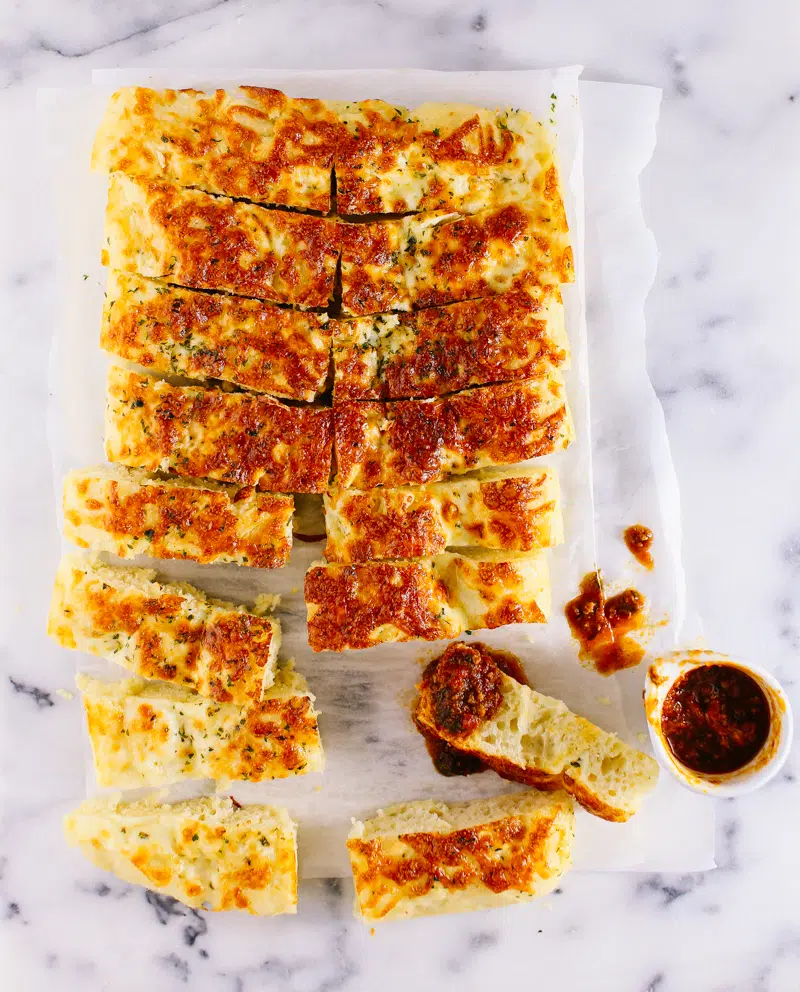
[{"xmin": 644, "ymin": 650, "xmax": 793, "ymax": 797}]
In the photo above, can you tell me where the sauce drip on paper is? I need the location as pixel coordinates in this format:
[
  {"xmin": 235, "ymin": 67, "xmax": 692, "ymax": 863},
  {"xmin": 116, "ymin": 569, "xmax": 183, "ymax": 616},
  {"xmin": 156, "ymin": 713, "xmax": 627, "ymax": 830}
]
[
  {"xmin": 564, "ymin": 572, "xmax": 646, "ymax": 675},
  {"xmin": 624, "ymin": 525, "xmax": 654, "ymax": 569}
]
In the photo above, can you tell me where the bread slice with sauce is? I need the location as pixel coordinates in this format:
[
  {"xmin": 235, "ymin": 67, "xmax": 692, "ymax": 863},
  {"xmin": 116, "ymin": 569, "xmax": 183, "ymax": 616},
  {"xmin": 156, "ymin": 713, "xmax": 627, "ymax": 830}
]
[
  {"xmin": 415, "ymin": 642, "xmax": 659, "ymax": 822},
  {"xmin": 347, "ymin": 791, "xmax": 574, "ymax": 921},
  {"xmin": 65, "ymin": 795, "xmax": 298, "ymax": 915}
]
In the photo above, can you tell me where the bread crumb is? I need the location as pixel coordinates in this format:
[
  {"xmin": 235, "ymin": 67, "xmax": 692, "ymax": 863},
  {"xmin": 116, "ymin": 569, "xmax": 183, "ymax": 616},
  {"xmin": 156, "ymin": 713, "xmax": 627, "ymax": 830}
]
[
  {"xmin": 56, "ymin": 688, "xmax": 74, "ymax": 700},
  {"xmin": 597, "ymin": 696, "xmax": 611, "ymax": 706},
  {"xmin": 291, "ymin": 587, "xmax": 298, "ymax": 595},
  {"xmin": 637, "ymin": 732, "xmax": 647, "ymax": 744}
]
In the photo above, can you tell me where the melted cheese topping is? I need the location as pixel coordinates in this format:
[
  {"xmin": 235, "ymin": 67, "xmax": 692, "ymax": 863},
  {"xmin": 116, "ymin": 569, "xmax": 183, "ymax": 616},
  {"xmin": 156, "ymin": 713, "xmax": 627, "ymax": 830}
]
[
  {"xmin": 102, "ymin": 271, "xmax": 331, "ymax": 401},
  {"xmin": 415, "ymin": 643, "xmax": 659, "ymax": 822},
  {"xmin": 333, "ymin": 101, "xmax": 568, "ymax": 220},
  {"xmin": 48, "ymin": 556, "xmax": 280, "ymax": 705},
  {"xmin": 92, "ymin": 86, "xmax": 341, "ymax": 211},
  {"xmin": 324, "ymin": 467, "xmax": 562, "ymax": 563},
  {"xmin": 105, "ymin": 366, "xmax": 333, "ymax": 492},
  {"xmin": 333, "ymin": 373, "xmax": 573, "ymax": 490},
  {"xmin": 63, "ymin": 466, "xmax": 293, "ymax": 568},
  {"xmin": 347, "ymin": 792, "xmax": 574, "ymax": 921},
  {"xmin": 305, "ymin": 550, "xmax": 549, "ymax": 652},
  {"xmin": 338, "ymin": 220, "xmax": 410, "ymax": 316},
  {"xmin": 331, "ymin": 287, "xmax": 568, "ymax": 401},
  {"xmin": 340, "ymin": 202, "xmax": 572, "ymax": 316},
  {"xmin": 65, "ymin": 795, "xmax": 297, "ymax": 915},
  {"xmin": 103, "ymin": 173, "xmax": 340, "ymax": 306},
  {"xmin": 78, "ymin": 666, "xmax": 324, "ymax": 788},
  {"xmin": 94, "ymin": 90, "xmax": 568, "ymax": 223}
]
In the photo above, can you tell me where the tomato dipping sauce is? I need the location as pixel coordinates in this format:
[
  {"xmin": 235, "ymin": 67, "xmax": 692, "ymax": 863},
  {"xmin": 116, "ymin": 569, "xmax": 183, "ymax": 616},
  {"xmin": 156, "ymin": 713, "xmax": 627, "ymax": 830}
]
[
  {"xmin": 416, "ymin": 642, "xmax": 530, "ymax": 778},
  {"xmin": 564, "ymin": 572, "xmax": 646, "ymax": 675},
  {"xmin": 660, "ymin": 664, "xmax": 771, "ymax": 775},
  {"xmin": 624, "ymin": 525, "xmax": 654, "ymax": 569}
]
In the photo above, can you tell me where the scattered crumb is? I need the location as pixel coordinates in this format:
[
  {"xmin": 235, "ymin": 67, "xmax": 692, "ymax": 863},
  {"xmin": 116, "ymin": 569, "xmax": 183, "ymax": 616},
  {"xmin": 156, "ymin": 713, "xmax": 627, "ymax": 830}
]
[
  {"xmin": 637, "ymin": 732, "xmax": 647, "ymax": 744},
  {"xmin": 370, "ymin": 928, "xmax": 376, "ymax": 937},
  {"xmin": 14, "ymin": 603, "xmax": 22, "ymax": 615},
  {"xmin": 597, "ymin": 696, "xmax": 611, "ymax": 706},
  {"xmin": 291, "ymin": 587, "xmax": 298, "ymax": 595},
  {"xmin": 55, "ymin": 688, "xmax": 74, "ymax": 700},
  {"xmin": 315, "ymin": 784, "xmax": 323, "ymax": 792}
]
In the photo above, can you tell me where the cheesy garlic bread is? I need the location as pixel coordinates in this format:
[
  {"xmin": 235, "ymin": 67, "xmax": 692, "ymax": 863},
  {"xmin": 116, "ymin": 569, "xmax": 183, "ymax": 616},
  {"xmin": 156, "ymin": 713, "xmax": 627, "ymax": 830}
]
[
  {"xmin": 65, "ymin": 795, "xmax": 298, "ymax": 915},
  {"xmin": 78, "ymin": 664, "xmax": 323, "ymax": 787},
  {"xmin": 305, "ymin": 550, "xmax": 550, "ymax": 652},
  {"xmin": 347, "ymin": 791, "xmax": 574, "ymax": 921},
  {"xmin": 415, "ymin": 642, "xmax": 659, "ymax": 822},
  {"xmin": 48, "ymin": 556, "xmax": 280, "ymax": 704}
]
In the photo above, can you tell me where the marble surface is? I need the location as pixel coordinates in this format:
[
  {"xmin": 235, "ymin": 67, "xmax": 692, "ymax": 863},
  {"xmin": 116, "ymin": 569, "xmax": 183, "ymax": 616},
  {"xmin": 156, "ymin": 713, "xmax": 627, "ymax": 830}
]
[{"xmin": 2, "ymin": 1, "xmax": 799, "ymax": 989}]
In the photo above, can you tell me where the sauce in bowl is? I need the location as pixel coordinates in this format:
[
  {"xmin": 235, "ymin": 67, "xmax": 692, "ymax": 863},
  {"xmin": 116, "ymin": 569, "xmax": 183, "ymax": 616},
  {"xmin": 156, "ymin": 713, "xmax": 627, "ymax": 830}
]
[{"xmin": 660, "ymin": 663, "xmax": 771, "ymax": 775}]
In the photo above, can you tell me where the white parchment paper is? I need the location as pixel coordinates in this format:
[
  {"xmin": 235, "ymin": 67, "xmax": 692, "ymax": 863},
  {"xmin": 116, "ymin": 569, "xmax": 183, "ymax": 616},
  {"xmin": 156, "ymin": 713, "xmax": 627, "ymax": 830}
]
[{"xmin": 41, "ymin": 67, "xmax": 714, "ymax": 877}]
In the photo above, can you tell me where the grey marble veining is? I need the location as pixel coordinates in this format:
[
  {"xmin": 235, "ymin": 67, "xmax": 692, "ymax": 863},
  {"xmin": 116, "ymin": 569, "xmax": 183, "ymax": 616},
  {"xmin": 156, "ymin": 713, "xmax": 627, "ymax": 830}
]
[{"xmin": 2, "ymin": 1, "xmax": 800, "ymax": 989}]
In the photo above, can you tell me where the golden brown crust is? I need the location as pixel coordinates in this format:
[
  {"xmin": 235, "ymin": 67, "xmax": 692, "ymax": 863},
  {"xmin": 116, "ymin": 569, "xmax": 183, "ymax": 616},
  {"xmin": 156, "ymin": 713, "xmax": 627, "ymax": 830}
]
[
  {"xmin": 106, "ymin": 367, "xmax": 333, "ymax": 492},
  {"xmin": 323, "ymin": 469, "xmax": 561, "ymax": 563},
  {"xmin": 64, "ymin": 469, "xmax": 292, "ymax": 569},
  {"xmin": 104, "ymin": 174, "xmax": 340, "ymax": 306},
  {"xmin": 348, "ymin": 815, "xmax": 557, "ymax": 919},
  {"xmin": 334, "ymin": 102, "xmax": 569, "ymax": 221},
  {"xmin": 304, "ymin": 560, "xmax": 457, "ymax": 652},
  {"xmin": 333, "ymin": 374, "xmax": 573, "ymax": 490},
  {"xmin": 93, "ymin": 86, "xmax": 345, "ymax": 211},
  {"xmin": 305, "ymin": 551, "xmax": 549, "ymax": 652},
  {"xmin": 49, "ymin": 559, "xmax": 278, "ymax": 705},
  {"xmin": 332, "ymin": 288, "xmax": 567, "ymax": 401},
  {"xmin": 79, "ymin": 671, "xmax": 323, "ymax": 786},
  {"xmin": 101, "ymin": 272, "xmax": 331, "ymax": 401},
  {"xmin": 407, "ymin": 204, "xmax": 574, "ymax": 309},
  {"xmin": 64, "ymin": 797, "xmax": 298, "ymax": 916},
  {"xmin": 338, "ymin": 220, "xmax": 410, "ymax": 316}
]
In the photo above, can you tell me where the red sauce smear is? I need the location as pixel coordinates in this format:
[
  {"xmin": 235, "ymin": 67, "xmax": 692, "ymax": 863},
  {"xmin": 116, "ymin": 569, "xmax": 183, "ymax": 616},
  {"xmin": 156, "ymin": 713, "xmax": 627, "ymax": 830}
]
[
  {"xmin": 417, "ymin": 643, "xmax": 529, "ymax": 777},
  {"xmin": 661, "ymin": 664, "xmax": 771, "ymax": 775},
  {"xmin": 624, "ymin": 525, "xmax": 654, "ymax": 569},
  {"xmin": 564, "ymin": 572, "xmax": 646, "ymax": 675}
]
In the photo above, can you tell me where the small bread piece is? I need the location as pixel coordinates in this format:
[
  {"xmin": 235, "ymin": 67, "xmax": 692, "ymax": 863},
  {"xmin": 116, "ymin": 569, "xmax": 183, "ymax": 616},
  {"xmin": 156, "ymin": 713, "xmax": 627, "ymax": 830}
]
[
  {"xmin": 331, "ymin": 288, "xmax": 568, "ymax": 401},
  {"xmin": 63, "ymin": 466, "xmax": 292, "ymax": 568},
  {"xmin": 334, "ymin": 373, "xmax": 573, "ymax": 490},
  {"xmin": 78, "ymin": 664, "xmax": 323, "ymax": 788},
  {"xmin": 106, "ymin": 366, "xmax": 333, "ymax": 492},
  {"xmin": 103, "ymin": 173, "xmax": 340, "ymax": 306},
  {"xmin": 404, "ymin": 202, "xmax": 573, "ymax": 310},
  {"xmin": 48, "ymin": 556, "xmax": 280, "ymax": 704},
  {"xmin": 65, "ymin": 796, "xmax": 297, "ymax": 915},
  {"xmin": 101, "ymin": 271, "xmax": 331, "ymax": 401},
  {"xmin": 340, "ymin": 203, "xmax": 573, "ymax": 318},
  {"xmin": 338, "ymin": 220, "xmax": 411, "ymax": 317},
  {"xmin": 415, "ymin": 642, "xmax": 659, "ymax": 822},
  {"xmin": 92, "ymin": 86, "xmax": 341, "ymax": 212},
  {"xmin": 324, "ymin": 467, "xmax": 562, "ymax": 563},
  {"xmin": 347, "ymin": 791, "xmax": 574, "ymax": 921},
  {"xmin": 305, "ymin": 550, "xmax": 549, "ymax": 652},
  {"xmin": 333, "ymin": 101, "xmax": 569, "ymax": 220}
]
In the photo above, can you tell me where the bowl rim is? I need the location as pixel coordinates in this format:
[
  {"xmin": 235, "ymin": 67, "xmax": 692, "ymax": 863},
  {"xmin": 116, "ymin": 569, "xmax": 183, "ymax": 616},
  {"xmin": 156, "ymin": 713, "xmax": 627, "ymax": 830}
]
[{"xmin": 644, "ymin": 651, "xmax": 794, "ymax": 797}]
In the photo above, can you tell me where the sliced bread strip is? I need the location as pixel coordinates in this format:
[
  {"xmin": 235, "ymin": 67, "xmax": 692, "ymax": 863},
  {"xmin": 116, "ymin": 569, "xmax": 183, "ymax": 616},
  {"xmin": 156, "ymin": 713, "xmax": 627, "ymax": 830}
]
[
  {"xmin": 347, "ymin": 791, "xmax": 574, "ymax": 921},
  {"xmin": 415, "ymin": 642, "xmax": 659, "ymax": 822},
  {"xmin": 77, "ymin": 664, "xmax": 323, "ymax": 788},
  {"xmin": 65, "ymin": 795, "xmax": 297, "ymax": 915},
  {"xmin": 48, "ymin": 555, "xmax": 280, "ymax": 704}
]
